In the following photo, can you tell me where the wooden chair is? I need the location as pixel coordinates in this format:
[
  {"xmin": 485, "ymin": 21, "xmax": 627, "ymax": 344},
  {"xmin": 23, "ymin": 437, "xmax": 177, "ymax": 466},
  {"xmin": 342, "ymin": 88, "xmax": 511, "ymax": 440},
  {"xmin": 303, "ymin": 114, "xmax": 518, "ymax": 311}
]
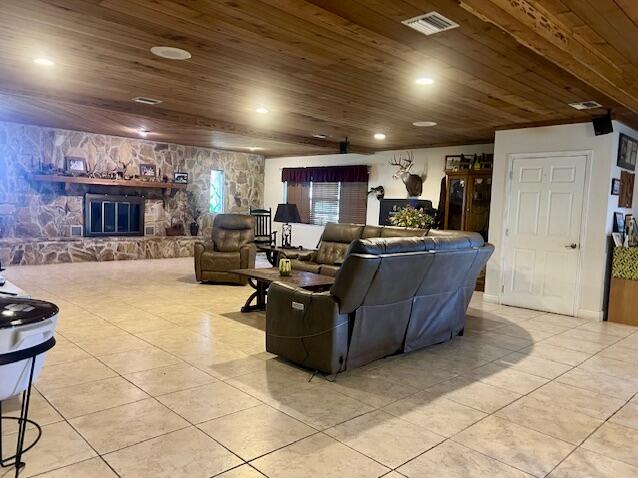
[{"xmin": 250, "ymin": 208, "xmax": 277, "ymax": 248}]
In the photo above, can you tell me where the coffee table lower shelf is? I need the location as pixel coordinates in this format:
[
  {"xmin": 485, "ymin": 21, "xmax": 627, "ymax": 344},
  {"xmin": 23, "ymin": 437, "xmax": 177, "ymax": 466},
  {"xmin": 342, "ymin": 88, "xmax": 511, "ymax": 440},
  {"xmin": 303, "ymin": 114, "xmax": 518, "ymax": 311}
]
[{"xmin": 231, "ymin": 268, "xmax": 335, "ymax": 313}]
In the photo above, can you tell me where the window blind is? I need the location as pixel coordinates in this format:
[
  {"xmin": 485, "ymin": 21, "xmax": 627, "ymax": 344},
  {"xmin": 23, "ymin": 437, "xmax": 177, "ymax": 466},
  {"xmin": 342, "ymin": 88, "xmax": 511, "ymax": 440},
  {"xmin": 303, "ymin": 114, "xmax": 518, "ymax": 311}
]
[
  {"xmin": 339, "ymin": 182, "xmax": 368, "ymax": 224},
  {"xmin": 310, "ymin": 182, "xmax": 340, "ymax": 225},
  {"xmin": 285, "ymin": 182, "xmax": 311, "ymax": 223},
  {"xmin": 284, "ymin": 178, "xmax": 368, "ymax": 226}
]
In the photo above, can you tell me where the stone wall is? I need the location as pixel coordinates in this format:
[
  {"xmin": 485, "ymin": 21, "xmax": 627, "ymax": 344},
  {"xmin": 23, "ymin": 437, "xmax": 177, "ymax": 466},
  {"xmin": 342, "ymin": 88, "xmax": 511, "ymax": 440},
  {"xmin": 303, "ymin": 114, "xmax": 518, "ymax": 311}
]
[{"xmin": 0, "ymin": 120, "xmax": 265, "ymax": 240}]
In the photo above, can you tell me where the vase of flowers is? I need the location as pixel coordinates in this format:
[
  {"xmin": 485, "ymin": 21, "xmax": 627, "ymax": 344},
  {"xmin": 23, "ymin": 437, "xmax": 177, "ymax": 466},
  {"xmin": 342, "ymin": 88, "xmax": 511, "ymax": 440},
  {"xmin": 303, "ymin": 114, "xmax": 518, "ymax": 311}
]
[{"xmin": 389, "ymin": 205, "xmax": 435, "ymax": 229}]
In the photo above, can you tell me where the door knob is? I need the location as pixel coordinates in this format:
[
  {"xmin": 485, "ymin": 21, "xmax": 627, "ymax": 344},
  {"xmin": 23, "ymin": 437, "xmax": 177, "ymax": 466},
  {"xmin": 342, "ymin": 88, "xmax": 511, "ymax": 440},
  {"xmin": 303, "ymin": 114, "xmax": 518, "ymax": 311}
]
[{"xmin": 565, "ymin": 243, "xmax": 578, "ymax": 249}]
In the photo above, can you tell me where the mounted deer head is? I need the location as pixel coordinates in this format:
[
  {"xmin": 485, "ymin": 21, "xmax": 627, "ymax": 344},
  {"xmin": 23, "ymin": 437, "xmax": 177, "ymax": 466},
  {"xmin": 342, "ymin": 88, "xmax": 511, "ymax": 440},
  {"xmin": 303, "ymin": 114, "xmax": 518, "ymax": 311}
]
[{"xmin": 389, "ymin": 152, "xmax": 424, "ymax": 197}]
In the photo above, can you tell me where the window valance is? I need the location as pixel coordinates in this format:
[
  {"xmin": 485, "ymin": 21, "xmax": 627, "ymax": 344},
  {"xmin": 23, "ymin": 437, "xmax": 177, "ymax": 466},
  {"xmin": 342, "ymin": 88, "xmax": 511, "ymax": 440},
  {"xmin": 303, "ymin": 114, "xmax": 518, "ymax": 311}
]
[{"xmin": 281, "ymin": 165, "xmax": 369, "ymax": 183}]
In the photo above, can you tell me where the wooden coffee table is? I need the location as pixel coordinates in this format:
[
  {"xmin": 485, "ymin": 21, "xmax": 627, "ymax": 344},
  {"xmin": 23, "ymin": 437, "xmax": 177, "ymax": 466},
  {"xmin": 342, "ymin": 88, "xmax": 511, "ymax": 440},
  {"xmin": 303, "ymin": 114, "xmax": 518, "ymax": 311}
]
[{"xmin": 231, "ymin": 267, "xmax": 335, "ymax": 312}]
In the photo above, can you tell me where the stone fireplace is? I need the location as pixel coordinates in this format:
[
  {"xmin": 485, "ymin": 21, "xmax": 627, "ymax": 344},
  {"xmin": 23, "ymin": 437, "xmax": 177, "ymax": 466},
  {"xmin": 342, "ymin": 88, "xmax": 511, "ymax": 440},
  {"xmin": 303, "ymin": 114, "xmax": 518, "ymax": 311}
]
[{"xmin": 0, "ymin": 120, "xmax": 265, "ymax": 266}]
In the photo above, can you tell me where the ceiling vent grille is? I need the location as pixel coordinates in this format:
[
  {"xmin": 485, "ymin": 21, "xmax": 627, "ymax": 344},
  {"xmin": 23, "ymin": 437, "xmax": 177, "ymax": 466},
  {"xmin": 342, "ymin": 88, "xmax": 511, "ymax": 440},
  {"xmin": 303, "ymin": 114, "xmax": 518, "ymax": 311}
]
[
  {"xmin": 568, "ymin": 101, "xmax": 603, "ymax": 110},
  {"xmin": 132, "ymin": 96, "xmax": 163, "ymax": 105},
  {"xmin": 402, "ymin": 12, "xmax": 459, "ymax": 36}
]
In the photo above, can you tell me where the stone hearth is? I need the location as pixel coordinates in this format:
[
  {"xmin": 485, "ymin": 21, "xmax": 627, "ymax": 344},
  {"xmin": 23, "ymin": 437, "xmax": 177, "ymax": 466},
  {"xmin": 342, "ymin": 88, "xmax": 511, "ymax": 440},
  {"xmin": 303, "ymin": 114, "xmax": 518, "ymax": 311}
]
[{"xmin": 0, "ymin": 236, "xmax": 199, "ymax": 266}]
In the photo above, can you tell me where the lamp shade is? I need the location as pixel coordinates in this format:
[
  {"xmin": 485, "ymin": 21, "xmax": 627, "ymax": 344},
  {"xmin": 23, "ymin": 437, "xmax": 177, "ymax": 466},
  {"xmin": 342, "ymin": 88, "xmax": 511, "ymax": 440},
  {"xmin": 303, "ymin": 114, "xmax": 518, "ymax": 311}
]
[{"xmin": 274, "ymin": 203, "xmax": 301, "ymax": 223}]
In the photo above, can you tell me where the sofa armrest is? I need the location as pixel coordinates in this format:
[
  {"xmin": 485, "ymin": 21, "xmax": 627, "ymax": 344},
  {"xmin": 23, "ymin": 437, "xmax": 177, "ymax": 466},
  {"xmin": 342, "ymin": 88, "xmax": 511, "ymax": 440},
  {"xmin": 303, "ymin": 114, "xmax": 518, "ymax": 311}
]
[
  {"xmin": 296, "ymin": 251, "xmax": 316, "ymax": 262},
  {"xmin": 266, "ymin": 282, "xmax": 348, "ymax": 374},
  {"xmin": 281, "ymin": 250, "xmax": 316, "ymax": 261}
]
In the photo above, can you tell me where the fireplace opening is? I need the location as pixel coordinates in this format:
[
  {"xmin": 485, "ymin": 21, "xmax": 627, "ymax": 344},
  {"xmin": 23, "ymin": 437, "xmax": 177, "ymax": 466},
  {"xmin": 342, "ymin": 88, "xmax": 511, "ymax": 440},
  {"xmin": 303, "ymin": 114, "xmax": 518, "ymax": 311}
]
[{"xmin": 84, "ymin": 194, "xmax": 144, "ymax": 237}]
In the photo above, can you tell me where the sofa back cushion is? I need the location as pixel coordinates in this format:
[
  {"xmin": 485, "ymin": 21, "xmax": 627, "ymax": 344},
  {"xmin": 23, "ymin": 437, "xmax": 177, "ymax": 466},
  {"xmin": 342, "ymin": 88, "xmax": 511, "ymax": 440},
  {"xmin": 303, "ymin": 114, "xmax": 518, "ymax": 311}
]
[
  {"xmin": 315, "ymin": 223, "xmax": 364, "ymax": 265},
  {"xmin": 361, "ymin": 225, "xmax": 383, "ymax": 238},
  {"xmin": 316, "ymin": 242, "xmax": 351, "ymax": 265},
  {"xmin": 320, "ymin": 223, "xmax": 364, "ymax": 243},
  {"xmin": 332, "ymin": 233, "xmax": 488, "ymax": 313},
  {"xmin": 381, "ymin": 226, "xmax": 428, "ymax": 238},
  {"xmin": 212, "ymin": 214, "xmax": 255, "ymax": 252}
]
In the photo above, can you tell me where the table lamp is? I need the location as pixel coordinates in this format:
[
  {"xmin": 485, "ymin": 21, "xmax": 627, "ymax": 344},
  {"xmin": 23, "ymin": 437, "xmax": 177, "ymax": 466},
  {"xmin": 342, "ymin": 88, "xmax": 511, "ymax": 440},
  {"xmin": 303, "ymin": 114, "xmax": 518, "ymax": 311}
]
[{"xmin": 274, "ymin": 203, "xmax": 301, "ymax": 248}]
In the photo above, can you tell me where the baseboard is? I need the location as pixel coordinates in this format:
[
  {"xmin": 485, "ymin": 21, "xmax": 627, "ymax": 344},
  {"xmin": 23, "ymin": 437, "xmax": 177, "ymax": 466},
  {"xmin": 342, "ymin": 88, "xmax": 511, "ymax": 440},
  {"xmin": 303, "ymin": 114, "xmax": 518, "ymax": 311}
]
[
  {"xmin": 482, "ymin": 294, "xmax": 500, "ymax": 304},
  {"xmin": 576, "ymin": 308, "xmax": 604, "ymax": 321}
]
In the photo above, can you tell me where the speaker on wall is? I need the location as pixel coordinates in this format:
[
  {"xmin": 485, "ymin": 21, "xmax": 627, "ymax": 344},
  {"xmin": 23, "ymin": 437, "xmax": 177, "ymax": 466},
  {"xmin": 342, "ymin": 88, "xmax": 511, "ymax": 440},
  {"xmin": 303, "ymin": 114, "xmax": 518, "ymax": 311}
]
[
  {"xmin": 593, "ymin": 111, "xmax": 613, "ymax": 136},
  {"xmin": 339, "ymin": 137, "xmax": 350, "ymax": 154}
]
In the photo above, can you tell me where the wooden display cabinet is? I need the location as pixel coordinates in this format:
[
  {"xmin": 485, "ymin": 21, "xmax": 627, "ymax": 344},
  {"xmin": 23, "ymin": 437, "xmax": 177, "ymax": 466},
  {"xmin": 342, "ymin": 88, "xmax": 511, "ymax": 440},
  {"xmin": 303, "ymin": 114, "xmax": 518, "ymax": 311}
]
[
  {"xmin": 444, "ymin": 169, "xmax": 493, "ymax": 242},
  {"xmin": 444, "ymin": 169, "xmax": 493, "ymax": 292}
]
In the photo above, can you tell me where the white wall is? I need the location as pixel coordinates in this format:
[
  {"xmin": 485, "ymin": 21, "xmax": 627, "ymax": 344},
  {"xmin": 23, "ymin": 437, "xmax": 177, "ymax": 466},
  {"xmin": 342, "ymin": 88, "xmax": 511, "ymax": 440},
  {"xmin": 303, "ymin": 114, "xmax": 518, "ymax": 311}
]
[
  {"xmin": 486, "ymin": 121, "xmax": 638, "ymax": 319},
  {"xmin": 264, "ymin": 144, "xmax": 494, "ymax": 248}
]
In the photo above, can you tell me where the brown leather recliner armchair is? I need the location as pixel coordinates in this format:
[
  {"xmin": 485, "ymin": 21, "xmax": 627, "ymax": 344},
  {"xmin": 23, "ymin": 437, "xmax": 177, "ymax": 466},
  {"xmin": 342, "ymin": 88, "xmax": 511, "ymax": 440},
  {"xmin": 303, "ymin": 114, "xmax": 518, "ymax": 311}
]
[{"xmin": 194, "ymin": 214, "xmax": 256, "ymax": 285}]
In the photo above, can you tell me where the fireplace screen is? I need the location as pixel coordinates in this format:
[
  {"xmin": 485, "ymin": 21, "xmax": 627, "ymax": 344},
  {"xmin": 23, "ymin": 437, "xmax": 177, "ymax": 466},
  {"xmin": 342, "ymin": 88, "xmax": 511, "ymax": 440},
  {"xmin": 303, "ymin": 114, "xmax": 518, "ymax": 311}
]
[{"xmin": 84, "ymin": 194, "xmax": 144, "ymax": 237}]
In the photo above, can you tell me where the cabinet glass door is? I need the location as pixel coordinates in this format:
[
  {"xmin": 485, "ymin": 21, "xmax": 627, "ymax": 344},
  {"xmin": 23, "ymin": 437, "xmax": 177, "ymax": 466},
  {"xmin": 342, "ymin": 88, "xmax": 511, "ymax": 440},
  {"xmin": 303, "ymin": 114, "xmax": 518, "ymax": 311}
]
[
  {"xmin": 467, "ymin": 176, "xmax": 491, "ymax": 240},
  {"xmin": 447, "ymin": 177, "xmax": 465, "ymax": 230}
]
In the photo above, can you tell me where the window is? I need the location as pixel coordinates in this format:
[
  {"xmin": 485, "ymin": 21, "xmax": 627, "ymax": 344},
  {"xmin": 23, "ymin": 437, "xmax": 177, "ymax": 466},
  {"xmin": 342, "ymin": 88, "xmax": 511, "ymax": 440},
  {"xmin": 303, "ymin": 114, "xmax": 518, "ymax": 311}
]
[
  {"xmin": 209, "ymin": 170, "xmax": 224, "ymax": 214},
  {"xmin": 285, "ymin": 181, "xmax": 368, "ymax": 225}
]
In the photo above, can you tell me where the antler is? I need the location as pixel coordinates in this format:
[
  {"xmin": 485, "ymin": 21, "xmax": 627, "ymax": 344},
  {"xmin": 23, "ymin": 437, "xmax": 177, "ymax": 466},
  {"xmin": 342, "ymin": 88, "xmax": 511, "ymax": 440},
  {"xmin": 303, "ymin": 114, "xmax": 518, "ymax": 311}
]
[{"xmin": 389, "ymin": 155, "xmax": 403, "ymax": 167}]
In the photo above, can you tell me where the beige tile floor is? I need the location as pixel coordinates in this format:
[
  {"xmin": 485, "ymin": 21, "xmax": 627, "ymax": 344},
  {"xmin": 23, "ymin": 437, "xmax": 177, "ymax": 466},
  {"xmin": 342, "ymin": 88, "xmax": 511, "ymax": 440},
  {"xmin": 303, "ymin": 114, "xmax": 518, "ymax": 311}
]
[{"xmin": 2, "ymin": 256, "xmax": 638, "ymax": 477}]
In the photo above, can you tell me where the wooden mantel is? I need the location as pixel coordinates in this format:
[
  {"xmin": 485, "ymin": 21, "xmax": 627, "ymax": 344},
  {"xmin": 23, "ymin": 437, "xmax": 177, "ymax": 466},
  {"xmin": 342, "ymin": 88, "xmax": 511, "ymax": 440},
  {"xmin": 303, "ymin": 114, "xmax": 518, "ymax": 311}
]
[{"xmin": 30, "ymin": 174, "xmax": 187, "ymax": 194}]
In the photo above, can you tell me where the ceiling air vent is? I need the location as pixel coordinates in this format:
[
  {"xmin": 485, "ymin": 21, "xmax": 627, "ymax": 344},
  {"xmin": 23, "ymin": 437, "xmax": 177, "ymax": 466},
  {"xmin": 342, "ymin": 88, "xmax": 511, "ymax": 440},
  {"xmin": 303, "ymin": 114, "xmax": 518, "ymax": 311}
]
[
  {"xmin": 132, "ymin": 96, "xmax": 163, "ymax": 105},
  {"xmin": 569, "ymin": 101, "xmax": 603, "ymax": 110},
  {"xmin": 402, "ymin": 12, "xmax": 459, "ymax": 36}
]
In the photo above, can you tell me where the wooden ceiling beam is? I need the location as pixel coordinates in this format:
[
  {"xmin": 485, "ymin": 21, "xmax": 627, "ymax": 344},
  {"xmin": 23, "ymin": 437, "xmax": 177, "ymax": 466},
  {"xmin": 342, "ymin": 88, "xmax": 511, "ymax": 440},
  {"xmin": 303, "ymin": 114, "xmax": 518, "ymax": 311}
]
[{"xmin": 459, "ymin": 0, "xmax": 638, "ymax": 114}]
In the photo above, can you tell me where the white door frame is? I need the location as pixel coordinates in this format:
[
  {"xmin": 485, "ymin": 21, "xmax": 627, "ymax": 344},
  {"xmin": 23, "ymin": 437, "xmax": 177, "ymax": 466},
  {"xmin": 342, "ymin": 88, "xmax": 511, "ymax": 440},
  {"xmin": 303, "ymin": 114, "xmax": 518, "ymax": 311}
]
[{"xmin": 498, "ymin": 150, "xmax": 593, "ymax": 316}]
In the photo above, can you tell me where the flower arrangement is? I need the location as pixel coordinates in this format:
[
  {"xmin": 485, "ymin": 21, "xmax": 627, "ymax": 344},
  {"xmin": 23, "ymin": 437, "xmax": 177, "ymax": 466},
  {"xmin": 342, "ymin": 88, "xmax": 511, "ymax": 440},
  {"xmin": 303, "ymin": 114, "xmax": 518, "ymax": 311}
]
[{"xmin": 389, "ymin": 205, "xmax": 435, "ymax": 229}]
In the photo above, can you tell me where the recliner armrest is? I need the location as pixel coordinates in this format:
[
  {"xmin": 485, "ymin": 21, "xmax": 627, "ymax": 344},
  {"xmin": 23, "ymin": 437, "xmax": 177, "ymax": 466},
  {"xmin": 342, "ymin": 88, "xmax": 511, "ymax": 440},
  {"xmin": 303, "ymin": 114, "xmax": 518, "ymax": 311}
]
[{"xmin": 240, "ymin": 243, "xmax": 257, "ymax": 269}]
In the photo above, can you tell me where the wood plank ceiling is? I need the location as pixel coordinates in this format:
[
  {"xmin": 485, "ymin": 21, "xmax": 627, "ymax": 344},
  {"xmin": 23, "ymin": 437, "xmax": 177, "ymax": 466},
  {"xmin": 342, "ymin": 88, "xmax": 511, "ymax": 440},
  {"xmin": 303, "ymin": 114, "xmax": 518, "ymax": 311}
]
[{"xmin": 0, "ymin": 0, "xmax": 637, "ymax": 157}]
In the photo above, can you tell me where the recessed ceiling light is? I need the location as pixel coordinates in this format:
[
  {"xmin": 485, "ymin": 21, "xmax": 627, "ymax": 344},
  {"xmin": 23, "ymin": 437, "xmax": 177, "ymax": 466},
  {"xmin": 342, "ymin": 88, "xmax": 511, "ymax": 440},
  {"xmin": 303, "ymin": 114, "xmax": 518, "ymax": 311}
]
[
  {"xmin": 150, "ymin": 46, "xmax": 192, "ymax": 60},
  {"xmin": 138, "ymin": 129, "xmax": 151, "ymax": 137},
  {"xmin": 255, "ymin": 106, "xmax": 269, "ymax": 114},
  {"xmin": 312, "ymin": 134, "xmax": 328, "ymax": 139},
  {"xmin": 248, "ymin": 147, "xmax": 263, "ymax": 152},
  {"xmin": 415, "ymin": 77, "xmax": 435, "ymax": 85},
  {"xmin": 412, "ymin": 121, "xmax": 437, "ymax": 127},
  {"xmin": 374, "ymin": 133, "xmax": 386, "ymax": 140},
  {"xmin": 33, "ymin": 58, "xmax": 54, "ymax": 67}
]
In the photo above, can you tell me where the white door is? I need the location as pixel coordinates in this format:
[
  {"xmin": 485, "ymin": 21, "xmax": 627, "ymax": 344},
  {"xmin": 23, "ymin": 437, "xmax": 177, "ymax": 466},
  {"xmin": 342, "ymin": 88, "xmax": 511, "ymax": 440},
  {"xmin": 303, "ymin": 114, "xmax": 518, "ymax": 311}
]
[{"xmin": 502, "ymin": 154, "xmax": 587, "ymax": 316}]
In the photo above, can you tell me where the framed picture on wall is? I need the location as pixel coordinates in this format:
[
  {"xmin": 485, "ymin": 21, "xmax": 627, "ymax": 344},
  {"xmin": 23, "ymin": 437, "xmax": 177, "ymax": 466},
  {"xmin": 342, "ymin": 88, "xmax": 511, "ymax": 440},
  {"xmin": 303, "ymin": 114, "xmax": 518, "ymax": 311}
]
[
  {"xmin": 619, "ymin": 171, "xmax": 635, "ymax": 208},
  {"xmin": 617, "ymin": 133, "xmax": 637, "ymax": 171},
  {"xmin": 611, "ymin": 178, "xmax": 621, "ymax": 195},
  {"xmin": 614, "ymin": 212, "xmax": 625, "ymax": 234}
]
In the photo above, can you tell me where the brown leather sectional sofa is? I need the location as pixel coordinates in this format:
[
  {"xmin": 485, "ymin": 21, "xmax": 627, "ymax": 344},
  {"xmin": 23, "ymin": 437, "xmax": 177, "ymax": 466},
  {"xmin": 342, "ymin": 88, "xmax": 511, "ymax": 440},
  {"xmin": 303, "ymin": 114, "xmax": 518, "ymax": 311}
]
[
  {"xmin": 266, "ymin": 231, "xmax": 494, "ymax": 373},
  {"xmin": 284, "ymin": 223, "xmax": 427, "ymax": 276}
]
